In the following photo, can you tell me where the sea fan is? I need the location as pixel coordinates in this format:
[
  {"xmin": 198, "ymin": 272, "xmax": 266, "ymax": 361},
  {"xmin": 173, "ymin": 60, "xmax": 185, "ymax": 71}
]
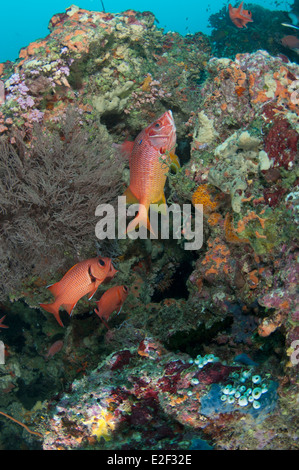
[{"xmin": 0, "ymin": 108, "xmax": 123, "ymax": 299}]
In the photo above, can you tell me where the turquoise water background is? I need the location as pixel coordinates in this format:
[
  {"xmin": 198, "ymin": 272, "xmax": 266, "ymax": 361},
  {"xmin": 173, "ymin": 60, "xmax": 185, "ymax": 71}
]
[{"xmin": 0, "ymin": 0, "xmax": 293, "ymax": 63}]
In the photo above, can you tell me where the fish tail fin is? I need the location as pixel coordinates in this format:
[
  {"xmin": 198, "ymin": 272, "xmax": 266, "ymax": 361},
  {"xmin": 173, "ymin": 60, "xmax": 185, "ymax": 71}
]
[
  {"xmin": 126, "ymin": 204, "xmax": 156, "ymax": 236},
  {"xmin": 40, "ymin": 302, "xmax": 64, "ymax": 327}
]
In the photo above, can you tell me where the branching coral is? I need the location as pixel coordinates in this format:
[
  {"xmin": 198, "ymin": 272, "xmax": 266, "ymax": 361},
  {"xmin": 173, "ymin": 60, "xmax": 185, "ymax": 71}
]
[{"xmin": 0, "ymin": 108, "xmax": 123, "ymax": 299}]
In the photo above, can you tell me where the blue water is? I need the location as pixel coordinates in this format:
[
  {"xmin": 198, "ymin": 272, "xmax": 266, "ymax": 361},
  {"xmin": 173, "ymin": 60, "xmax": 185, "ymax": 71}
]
[{"xmin": 0, "ymin": 0, "xmax": 293, "ymax": 63}]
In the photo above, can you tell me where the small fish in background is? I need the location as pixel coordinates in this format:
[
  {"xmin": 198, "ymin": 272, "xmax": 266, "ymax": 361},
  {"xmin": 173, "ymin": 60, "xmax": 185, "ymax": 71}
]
[
  {"xmin": 280, "ymin": 35, "xmax": 299, "ymax": 50},
  {"xmin": 121, "ymin": 110, "xmax": 179, "ymax": 235},
  {"xmin": 40, "ymin": 257, "xmax": 117, "ymax": 326},
  {"xmin": 44, "ymin": 339, "xmax": 64, "ymax": 359},
  {"xmin": 0, "ymin": 315, "xmax": 8, "ymax": 329},
  {"xmin": 228, "ymin": 2, "xmax": 253, "ymax": 29},
  {"xmin": 0, "ymin": 81, "xmax": 5, "ymax": 106},
  {"xmin": 94, "ymin": 285, "xmax": 129, "ymax": 329},
  {"xmin": 281, "ymin": 23, "xmax": 299, "ymax": 31}
]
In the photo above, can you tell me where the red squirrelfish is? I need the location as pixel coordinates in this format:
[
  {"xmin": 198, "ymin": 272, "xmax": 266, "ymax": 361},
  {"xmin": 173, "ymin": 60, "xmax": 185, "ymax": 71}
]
[
  {"xmin": 44, "ymin": 340, "xmax": 64, "ymax": 359},
  {"xmin": 122, "ymin": 110, "xmax": 179, "ymax": 234},
  {"xmin": 229, "ymin": 2, "xmax": 253, "ymax": 29},
  {"xmin": 40, "ymin": 257, "xmax": 117, "ymax": 326},
  {"xmin": 94, "ymin": 285, "xmax": 129, "ymax": 329},
  {"xmin": 281, "ymin": 35, "xmax": 299, "ymax": 49}
]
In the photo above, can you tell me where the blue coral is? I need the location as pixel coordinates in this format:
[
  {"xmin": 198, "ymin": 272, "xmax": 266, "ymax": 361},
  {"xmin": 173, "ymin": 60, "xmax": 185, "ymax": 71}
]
[{"xmin": 200, "ymin": 375, "xmax": 278, "ymax": 420}]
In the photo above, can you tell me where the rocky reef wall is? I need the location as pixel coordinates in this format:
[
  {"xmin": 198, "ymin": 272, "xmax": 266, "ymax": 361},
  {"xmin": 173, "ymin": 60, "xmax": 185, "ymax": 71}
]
[{"xmin": 0, "ymin": 6, "xmax": 298, "ymax": 450}]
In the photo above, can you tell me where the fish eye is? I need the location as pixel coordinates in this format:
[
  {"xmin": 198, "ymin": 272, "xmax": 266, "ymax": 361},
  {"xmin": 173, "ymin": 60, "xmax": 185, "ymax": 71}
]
[
  {"xmin": 155, "ymin": 122, "xmax": 160, "ymax": 128},
  {"xmin": 98, "ymin": 258, "xmax": 105, "ymax": 267}
]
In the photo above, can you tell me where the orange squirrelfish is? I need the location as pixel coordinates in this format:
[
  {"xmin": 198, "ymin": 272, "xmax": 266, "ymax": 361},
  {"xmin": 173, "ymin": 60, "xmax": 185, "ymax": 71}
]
[
  {"xmin": 94, "ymin": 285, "xmax": 129, "ymax": 329},
  {"xmin": 228, "ymin": 2, "xmax": 253, "ymax": 29},
  {"xmin": 122, "ymin": 110, "xmax": 179, "ymax": 234},
  {"xmin": 44, "ymin": 340, "xmax": 64, "ymax": 359},
  {"xmin": 40, "ymin": 257, "xmax": 117, "ymax": 326}
]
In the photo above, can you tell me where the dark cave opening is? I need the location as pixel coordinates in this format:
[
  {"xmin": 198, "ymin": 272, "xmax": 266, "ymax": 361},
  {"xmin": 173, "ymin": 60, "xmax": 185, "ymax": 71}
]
[
  {"xmin": 101, "ymin": 112, "xmax": 124, "ymax": 132},
  {"xmin": 151, "ymin": 258, "xmax": 195, "ymax": 303},
  {"xmin": 165, "ymin": 317, "xmax": 234, "ymax": 357},
  {"xmin": 176, "ymin": 138, "xmax": 191, "ymax": 166}
]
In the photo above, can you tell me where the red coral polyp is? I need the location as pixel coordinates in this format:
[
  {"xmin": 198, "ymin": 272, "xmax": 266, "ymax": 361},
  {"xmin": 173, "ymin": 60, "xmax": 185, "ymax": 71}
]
[{"xmin": 264, "ymin": 118, "xmax": 298, "ymax": 170}]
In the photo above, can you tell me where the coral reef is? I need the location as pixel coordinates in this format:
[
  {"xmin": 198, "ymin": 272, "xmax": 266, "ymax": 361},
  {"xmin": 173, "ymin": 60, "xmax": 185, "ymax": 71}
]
[
  {"xmin": 39, "ymin": 339, "xmax": 294, "ymax": 450},
  {"xmin": 0, "ymin": 7, "xmax": 211, "ymax": 142},
  {"xmin": 0, "ymin": 5, "xmax": 298, "ymax": 451}
]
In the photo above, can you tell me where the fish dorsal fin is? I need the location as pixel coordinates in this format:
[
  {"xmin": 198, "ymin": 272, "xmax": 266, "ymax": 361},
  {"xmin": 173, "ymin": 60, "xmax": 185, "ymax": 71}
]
[
  {"xmin": 63, "ymin": 263, "xmax": 79, "ymax": 277},
  {"xmin": 47, "ymin": 263, "xmax": 79, "ymax": 296},
  {"xmin": 88, "ymin": 280, "xmax": 100, "ymax": 300},
  {"xmin": 238, "ymin": 1, "xmax": 244, "ymax": 13},
  {"xmin": 123, "ymin": 187, "xmax": 140, "ymax": 204}
]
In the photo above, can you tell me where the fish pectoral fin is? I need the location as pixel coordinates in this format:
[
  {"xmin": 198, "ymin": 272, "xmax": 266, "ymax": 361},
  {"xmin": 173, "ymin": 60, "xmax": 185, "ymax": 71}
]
[
  {"xmin": 123, "ymin": 187, "xmax": 139, "ymax": 204},
  {"xmin": 40, "ymin": 302, "xmax": 64, "ymax": 327},
  {"xmin": 169, "ymin": 152, "xmax": 180, "ymax": 172},
  {"xmin": 63, "ymin": 302, "xmax": 77, "ymax": 316},
  {"xmin": 88, "ymin": 280, "xmax": 100, "ymax": 300},
  {"xmin": 117, "ymin": 305, "xmax": 123, "ymax": 316},
  {"xmin": 94, "ymin": 307, "xmax": 101, "ymax": 318},
  {"xmin": 88, "ymin": 266, "xmax": 97, "ymax": 283}
]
